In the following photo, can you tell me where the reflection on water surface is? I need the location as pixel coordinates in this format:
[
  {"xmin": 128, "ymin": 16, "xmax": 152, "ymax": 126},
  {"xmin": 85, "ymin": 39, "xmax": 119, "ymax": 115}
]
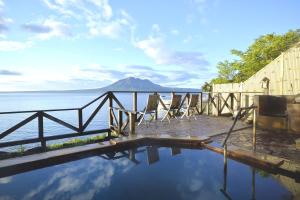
[{"xmin": 0, "ymin": 147, "xmax": 298, "ymax": 200}]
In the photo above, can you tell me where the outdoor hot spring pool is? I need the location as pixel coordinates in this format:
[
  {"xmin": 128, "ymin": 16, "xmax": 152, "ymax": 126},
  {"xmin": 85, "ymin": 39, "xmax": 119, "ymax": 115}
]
[{"xmin": 0, "ymin": 147, "xmax": 297, "ymax": 200}]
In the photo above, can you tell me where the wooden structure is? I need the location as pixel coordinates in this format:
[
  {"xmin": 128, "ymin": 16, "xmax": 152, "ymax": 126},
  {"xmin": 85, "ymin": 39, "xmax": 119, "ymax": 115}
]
[
  {"xmin": 213, "ymin": 43, "xmax": 300, "ymax": 96},
  {"xmin": 213, "ymin": 43, "xmax": 300, "ymax": 114},
  {"xmin": 0, "ymin": 90, "xmax": 259, "ymax": 149}
]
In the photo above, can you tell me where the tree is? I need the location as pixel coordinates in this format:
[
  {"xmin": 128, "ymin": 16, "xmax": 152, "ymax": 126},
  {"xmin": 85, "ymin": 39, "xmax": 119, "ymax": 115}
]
[
  {"xmin": 207, "ymin": 29, "xmax": 300, "ymax": 86},
  {"xmin": 202, "ymin": 82, "xmax": 212, "ymax": 92}
]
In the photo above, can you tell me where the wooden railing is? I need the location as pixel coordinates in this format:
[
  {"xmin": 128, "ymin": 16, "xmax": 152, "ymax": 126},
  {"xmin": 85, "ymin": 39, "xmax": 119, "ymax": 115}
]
[
  {"xmin": 0, "ymin": 92, "xmax": 112, "ymax": 148},
  {"xmin": 0, "ymin": 90, "xmax": 259, "ymax": 149}
]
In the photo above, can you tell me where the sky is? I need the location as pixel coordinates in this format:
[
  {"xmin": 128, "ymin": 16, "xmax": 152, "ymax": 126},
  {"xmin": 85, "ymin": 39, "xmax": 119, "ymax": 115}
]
[{"xmin": 0, "ymin": 0, "xmax": 299, "ymax": 91}]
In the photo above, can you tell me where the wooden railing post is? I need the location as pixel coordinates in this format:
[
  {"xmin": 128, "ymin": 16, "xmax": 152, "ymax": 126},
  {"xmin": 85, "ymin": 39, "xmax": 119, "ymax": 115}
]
[
  {"xmin": 129, "ymin": 112, "xmax": 136, "ymax": 135},
  {"xmin": 207, "ymin": 93, "xmax": 211, "ymax": 115},
  {"xmin": 230, "ymin": 93, "xmax": 234, "ymax": 112},
  {"xmin": 78, "ymin": 109, "xmax": 83, "ymax": 133},
  {"xmin": 187, "ymin": 93, "xmax": 190, "ymax": 116},
  {"xmin": 38, "ymin": 111, "xmax": 46, "ymax": 149},
  {"xmin": 217, "ymin": 93, "xmax": 221, "ymax": 116},
  {"xmin": 108, "ymin": 92, "xmax": 113, "ymax": 138},
  {"xmin": 237, "ymin": 92, "xmax": 242, "ymax": 109},
  {"xmin": 118, "ymin": 110, "xmax": 123, "ymax": 134},
  {"xmin": 133, "ymin": 92, "xmax": 137, "ymax": 121},
  {"xmin": 200, "ymin": 92, "xmax": 203, "ymax": 114},
  {"xmin": 154, "ymin": 92, "xmax": 158, "ymax": 120}
]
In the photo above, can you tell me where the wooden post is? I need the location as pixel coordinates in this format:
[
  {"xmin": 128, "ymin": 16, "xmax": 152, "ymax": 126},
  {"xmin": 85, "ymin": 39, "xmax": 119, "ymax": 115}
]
[
  {"xmin": 217, "ymin": 93, "xmax": 221, "ymax": 116},
  {"xmin": 237, "ymin": 92, "xmax": 242, "ymax": 109},
  {"xmin": 38, "ymin": 112, "xmax": 46, "ymax": 149},
  {"xmin": 133, "ymin": 92, "xmax": 137, "ymax": 121},
  {"xmin": 118, "ymin": 110, "xmax": 123, "ymax": 134},
  {"xmin": 78, "ymin": 109, "xmax": 83, "ymax": 133},
  {"xmin": 108, "ymin": 92, "xmax": 113, "ymax": 138},
  {"xmin": 252, "ymin": 108, "xmax": 257, "ymax": 151},
  {"xmin": 207, "ymin": 93, "xmax": 210, "ymax": 115},
  {"xmin": 200, "ymin": 92, "xmax": 203, "ymax": 114},
  {"xmin": 187, "ymin": 93, "xmax": 190, "ymax": 116},
  {"xmin": 171, "ymin": 92, "xmax": 175, "ymax": 116},
  {"xmin": 230, "ymin": 93, "xmax": 234, "ymax": 112},
  {"xmin": 129, "ymin": 112, "xmax": 136, "ymax": 135},
  {"xmin": 154, "ymin": 92, "xmax": 158, "ymax": 120},
  {"xmin": 223, "ymin": 144, "xmax": 227, "ymax": 165}
]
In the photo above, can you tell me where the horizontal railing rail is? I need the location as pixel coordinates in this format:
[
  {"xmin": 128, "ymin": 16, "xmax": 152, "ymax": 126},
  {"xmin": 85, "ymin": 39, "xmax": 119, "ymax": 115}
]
[{"xmin": 0, "ymin": 108, "xmax": 80, "ymax": 115}]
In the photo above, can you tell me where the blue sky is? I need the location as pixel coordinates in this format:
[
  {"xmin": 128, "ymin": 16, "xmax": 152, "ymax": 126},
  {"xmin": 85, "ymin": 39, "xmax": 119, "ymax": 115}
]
[{"xmin": 0, "ymin": 0, "xmax": 299, "ymax": 91}]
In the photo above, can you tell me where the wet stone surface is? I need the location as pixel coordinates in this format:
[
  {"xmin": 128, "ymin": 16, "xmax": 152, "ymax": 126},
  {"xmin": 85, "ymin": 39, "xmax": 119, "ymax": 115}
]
[
  {"xmin": 212, "ymin": 127, "xmax": 300, "ymax": 163},
  {"xmin": 135, "ymin": 115, "xmax": 247, "ymax": 137},
  {"xmin": 134, "ymin": 115, "xmax": 300, "ymax": 163}
]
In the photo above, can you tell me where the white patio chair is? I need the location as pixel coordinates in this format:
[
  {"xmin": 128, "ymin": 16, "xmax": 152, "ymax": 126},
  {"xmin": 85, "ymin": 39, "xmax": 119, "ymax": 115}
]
[
  {"xmin": 138, "ymin": 94, "xmax": 160, "ymax": 127},
  {"xmin": 161, "ymin": 94, "xmax": 182, "ymax": 123},
  {"xmin": 181, "ymin": 94, "xmax": 200, "ymax": 120}
]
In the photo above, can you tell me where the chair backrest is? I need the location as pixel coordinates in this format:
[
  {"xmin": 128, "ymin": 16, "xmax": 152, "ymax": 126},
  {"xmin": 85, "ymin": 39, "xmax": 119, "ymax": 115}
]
[
  {"xmin": 145, "ymin": 94, "xmax": 160, "ymax": 112},
  {"xmin": 189, "ymin": 94, "xmax": 199, "ymax": 108},
  {"xmin": 170, "ymin": 94, "xmax": 182, "ymax": 109}
]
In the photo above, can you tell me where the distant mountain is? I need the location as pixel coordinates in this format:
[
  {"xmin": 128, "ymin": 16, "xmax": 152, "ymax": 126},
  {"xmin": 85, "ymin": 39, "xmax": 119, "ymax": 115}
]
[
  {"xmin": 0, "ymin": 77, "xmax": 200, "ymax": 93},
  {"xmin": 100, "ymin": 77, "xmax": 164, "ymax": 91},
  {"xmin": 99, "ymin": 77, "xmax": 200, "ymax": 92}
]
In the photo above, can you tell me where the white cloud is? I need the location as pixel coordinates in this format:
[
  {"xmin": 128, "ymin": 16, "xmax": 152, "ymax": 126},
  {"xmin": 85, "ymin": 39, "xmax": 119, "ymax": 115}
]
[
  {"xmin": 187, "ymin": 0, "xmax": 211, "ymax": 25},
  {"xmin": 170, "ymin": 29, "xmax": 179, "ymax": 35},
  {"xmin": 152, "ymin": 24, "xmax": 160, "ymax": 33},
  {"xmin": 0, "ymin": 177, "xmax": 12, "ymax": 184},
  {"xmin": 43, "ymin": 0, "xmax": 134, "ymax": 39},
  {"xmin": 0, "ymin": 0, "xmax": 13, "ymax": 35},
  {"xmin": 23, "ymin": 19, "xmax": 72, "ymax": 40},
  {"xmin": 183, "ymin": 35, "xmax": 192, "ymax": 44},
  {"xmin": 193, "ymin": 0, "xmax": 207, "ymax": 14},
  {"xmin": 134, "ymin": 37, "xmax": 170, "ymax": 65},
  {"xmin": 0, "ymin": 0, "xmax": 4, "ymax": 9},
  {"xmin": 87, "ymin": 12, "xmax": 132, "ymax": 38},
  {"xmin": 0, "ymin": 17, "xmax": 13, "ymax": 33},
  {"xmin": 0, "ymin": 17, "xmax": 13, "ymax": 24},
  {"xmin": 88, "ymin": 0, "xmax": 113, "ymax": 20},
  {"xmin": 134, "ymin": 36, "xmax": 209, "ymax": 69},
  {"xmin": 0, "ymin": 40, "xmax": 32, "ymax": 51}
]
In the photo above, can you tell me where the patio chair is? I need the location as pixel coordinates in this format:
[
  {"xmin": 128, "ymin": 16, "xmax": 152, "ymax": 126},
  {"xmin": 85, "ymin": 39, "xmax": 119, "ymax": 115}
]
[
  {"xmin": 161, "ymin": 94, "xmax": 182, "ymax": 123},
  {"xmin": 138, "ymin": 94, "xmax": 160, "ymax": 126},
  {"xmin": 181, "ymin": 94, "xmax": 200, "ymax": 120}
]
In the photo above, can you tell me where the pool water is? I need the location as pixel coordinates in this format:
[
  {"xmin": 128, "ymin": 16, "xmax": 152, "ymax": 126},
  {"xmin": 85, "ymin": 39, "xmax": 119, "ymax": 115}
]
[{"xmin": 0, "ymin": 147, "xmax": 297, "ymax": 200}]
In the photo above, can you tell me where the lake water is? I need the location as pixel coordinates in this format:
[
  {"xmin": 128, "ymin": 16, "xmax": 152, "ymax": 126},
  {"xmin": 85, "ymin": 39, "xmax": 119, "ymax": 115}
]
[{"xmin": 0, "ymin": 146, "xmax": 296, "ymax": 200}]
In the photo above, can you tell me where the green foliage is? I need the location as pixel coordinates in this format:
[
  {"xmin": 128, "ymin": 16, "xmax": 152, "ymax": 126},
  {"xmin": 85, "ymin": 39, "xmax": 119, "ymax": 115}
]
[
  {"xmin": 17, "ymin": 145, "xmax": 25, "ymax": 155},
  {"xmin": 47, "ymin": 133, "xmax": 109, "ymax": 150},
  {"xmin": 208, "ymin": 29, "xmax": 300, "ymax": 85},
  {"xmin": 201, "ymin": 82, "xmax": 212, "ymax": 92}
]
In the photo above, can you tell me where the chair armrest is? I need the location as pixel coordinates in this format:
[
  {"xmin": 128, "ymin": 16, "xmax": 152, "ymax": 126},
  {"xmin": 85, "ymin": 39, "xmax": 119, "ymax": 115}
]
[{"xmin": 110, "ymin": 107, "xmax": 139, "ymax": 114}]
